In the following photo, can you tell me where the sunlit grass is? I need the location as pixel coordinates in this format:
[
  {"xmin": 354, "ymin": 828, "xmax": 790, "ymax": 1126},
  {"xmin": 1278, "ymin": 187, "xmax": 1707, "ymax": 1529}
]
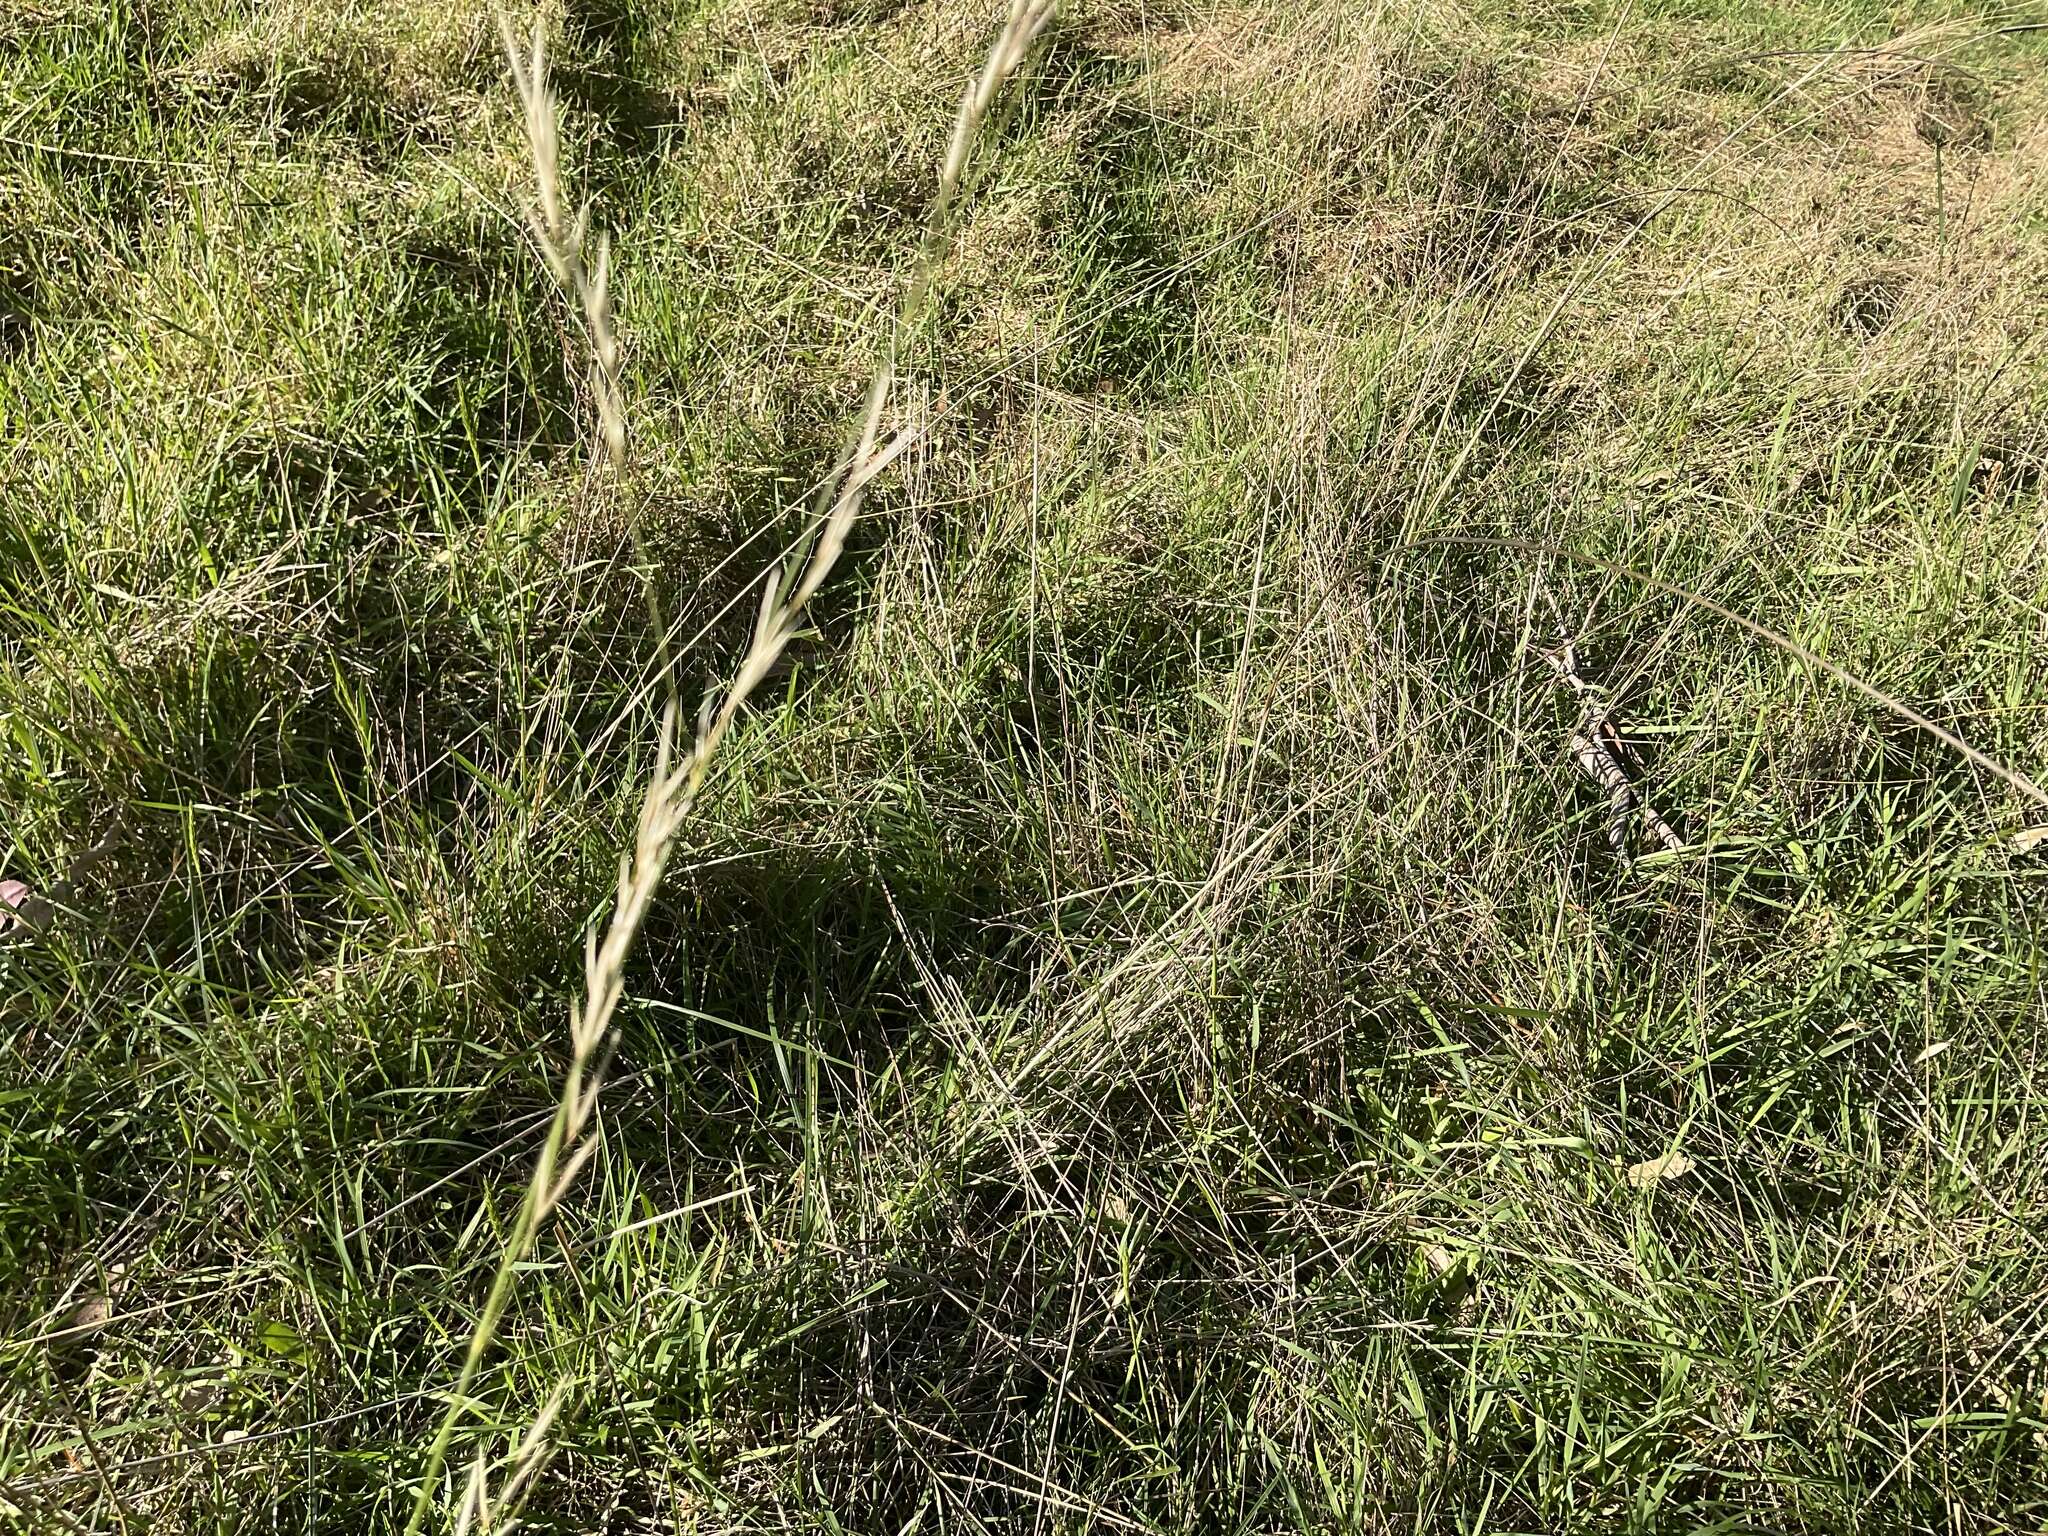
[{"xmin": 2, "ymin": 0, "xmax": 2045, "ymax": 1530}]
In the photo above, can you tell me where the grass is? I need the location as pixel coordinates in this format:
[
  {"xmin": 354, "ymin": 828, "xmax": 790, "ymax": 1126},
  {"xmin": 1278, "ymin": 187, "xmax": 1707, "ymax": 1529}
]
[{"xmin": 3, "ymin": 0, "xmax": 2047, "ymax": 1531}]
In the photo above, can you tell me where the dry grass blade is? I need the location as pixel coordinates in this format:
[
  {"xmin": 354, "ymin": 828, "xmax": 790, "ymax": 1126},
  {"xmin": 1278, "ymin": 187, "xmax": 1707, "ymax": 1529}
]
[{"xmin": 401, "ymin": 6, "xmax": 1058, "ymax": 1529}]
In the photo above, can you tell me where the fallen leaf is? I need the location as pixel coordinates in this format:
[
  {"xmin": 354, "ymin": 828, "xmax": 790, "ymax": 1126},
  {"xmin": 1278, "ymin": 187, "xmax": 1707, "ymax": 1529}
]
[
  {"xmin": 1626, "ymin": 1150, "xmax": 1695, "ymax": 1188},
  {"xmin": 1913, "ymin": 1041, "xmax": 1951, "ymax": 1066},
  {"xmin": 2013, "ymin": 825, "xmax": 2048, "ymax": 855}
]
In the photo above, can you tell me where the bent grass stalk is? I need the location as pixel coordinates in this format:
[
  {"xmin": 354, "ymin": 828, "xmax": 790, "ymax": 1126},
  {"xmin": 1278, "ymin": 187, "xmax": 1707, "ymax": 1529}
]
[{"xmin": 401, "ymin": 4, "xmax": 1057, "ymax": 1529}]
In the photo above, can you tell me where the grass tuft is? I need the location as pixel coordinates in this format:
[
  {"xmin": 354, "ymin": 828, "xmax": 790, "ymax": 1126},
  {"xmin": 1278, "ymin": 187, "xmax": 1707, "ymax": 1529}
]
[{"xmin": 3, "ymin": 0, "xmax": 2048, "ymax": 1531}]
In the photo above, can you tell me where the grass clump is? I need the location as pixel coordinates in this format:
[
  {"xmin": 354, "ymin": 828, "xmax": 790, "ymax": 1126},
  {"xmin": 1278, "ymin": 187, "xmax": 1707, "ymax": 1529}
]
[{"xmin": 3, "ymin": 0, "xmax": 2048, "ymax": 1532}]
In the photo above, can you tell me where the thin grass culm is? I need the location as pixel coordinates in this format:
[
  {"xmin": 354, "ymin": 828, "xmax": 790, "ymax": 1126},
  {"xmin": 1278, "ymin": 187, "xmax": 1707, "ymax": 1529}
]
[{"xmin": 400, "ymin": 5, "xmax": 1057, "ymax": 1529}]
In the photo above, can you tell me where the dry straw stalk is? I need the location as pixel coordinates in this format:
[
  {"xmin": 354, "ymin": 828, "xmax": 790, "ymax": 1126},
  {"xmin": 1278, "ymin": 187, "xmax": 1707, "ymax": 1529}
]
[{"xmin": 402, "ymin": 4, "xmax": 1057, "ymax": 1528}]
